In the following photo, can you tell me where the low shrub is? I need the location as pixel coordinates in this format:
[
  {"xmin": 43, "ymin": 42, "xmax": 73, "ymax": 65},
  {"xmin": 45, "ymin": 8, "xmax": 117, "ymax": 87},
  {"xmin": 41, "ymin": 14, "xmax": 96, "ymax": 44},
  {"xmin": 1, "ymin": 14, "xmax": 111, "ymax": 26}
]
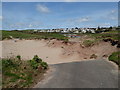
[
  {"xmin": 40, "ymin": 62, "xmax": 48, "ymax": 69},
  {"xmin": 29, "ymin": 55, "xmax": 48, "ymax": 70},
  {"xmin": 32, "ymin": 55, "xmax": 42, "ymax": 63},
  {"xmin": 29, "ymin": 60, "xmax": 40, "ymax": 69}
]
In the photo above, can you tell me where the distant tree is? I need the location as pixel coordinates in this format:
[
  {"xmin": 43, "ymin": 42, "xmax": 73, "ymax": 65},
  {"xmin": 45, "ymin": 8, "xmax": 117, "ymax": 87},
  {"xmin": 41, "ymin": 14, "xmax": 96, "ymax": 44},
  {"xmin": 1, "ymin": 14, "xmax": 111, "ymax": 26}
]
[
  {"xmin": 97, "ymin": 26, "xmax": 101, "ymax": 30},
  {"xmin": 66, "ymin": 28, "xmax": 68, "ymax": 30},
  {"xmin": 75, "ymin": 27, "xmax": 78, "ymax": 29},
  {"xmin": 13, "ymin": 30, "xmax": 18, "ymax": 31},
  {"xmin": 95, "ymin": 26, "xmax": 103, "ymax": 33},
  {"xmin": 109, "ymin": 26, "xmax": 113, "ymax": 29}
]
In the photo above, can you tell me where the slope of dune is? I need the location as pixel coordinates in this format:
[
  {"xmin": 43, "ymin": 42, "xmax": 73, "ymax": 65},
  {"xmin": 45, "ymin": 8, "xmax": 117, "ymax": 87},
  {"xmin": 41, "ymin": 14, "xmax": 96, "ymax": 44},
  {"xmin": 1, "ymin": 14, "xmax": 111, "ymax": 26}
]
[{"xmin": 1, "ymin": 39, "xmax": 117, "ymax": 64}]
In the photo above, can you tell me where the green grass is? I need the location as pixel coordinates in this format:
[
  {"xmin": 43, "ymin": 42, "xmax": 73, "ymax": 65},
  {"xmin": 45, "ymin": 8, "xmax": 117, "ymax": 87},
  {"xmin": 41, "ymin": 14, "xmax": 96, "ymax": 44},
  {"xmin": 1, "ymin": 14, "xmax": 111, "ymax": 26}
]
[
  {"xmin": 78, "ymin": 30, "xmax": 119, "ymax": 41},
  {"xmin": 2, "ymin": 30, "xmax": 42, "ymax": 40},
  {"xmin": 92, "ymin": 34, "xmax": 118, "ymax": 40},
  {"xmin": 79, "ymin": 30, "xmax": 119, "ymax": 47},
  {"xmin": 109, "ymin": 51, "xmax": 120, "ymax": 68},
  {"xmin": 89, "ymin": 30, "xmax": 119, "ymax": 41},
  {"xmin": 2, "ymin": 30, "xmax": 68, "ymax": 41},
  {"xmin": 2, "ymin": 55, "xmax": 48, "ymax": 88},
  {"xmin": 103, "ymin": 30, "xmax": 120, "ymax": 34}
]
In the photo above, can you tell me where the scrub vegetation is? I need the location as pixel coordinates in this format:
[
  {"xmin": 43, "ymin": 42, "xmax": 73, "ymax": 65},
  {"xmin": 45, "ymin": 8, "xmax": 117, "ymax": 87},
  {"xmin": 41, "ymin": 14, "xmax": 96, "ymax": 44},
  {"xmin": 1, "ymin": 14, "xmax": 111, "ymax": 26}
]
[{"xmin": 2, "ymin": 55, "xmax": 48, "ymax": 88}]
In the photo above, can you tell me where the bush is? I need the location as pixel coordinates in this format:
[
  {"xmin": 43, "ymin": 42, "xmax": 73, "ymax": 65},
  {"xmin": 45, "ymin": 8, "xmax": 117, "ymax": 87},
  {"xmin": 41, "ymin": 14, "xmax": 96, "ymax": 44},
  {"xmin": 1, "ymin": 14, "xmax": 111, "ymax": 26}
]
[
  {"xmin": 29, "ymin": 55, "xmax": 48, "ymax": 70},
  {"xmin": 29, "ymin": 60, "xmax": 40, "ymax": 69},
  {"xmin": 40, "ymin": 62, "xmax": 48, "ymax": 69},
  {"xmin": 33, "ymin": 55, "xmax": 42, "ymax": 63}
]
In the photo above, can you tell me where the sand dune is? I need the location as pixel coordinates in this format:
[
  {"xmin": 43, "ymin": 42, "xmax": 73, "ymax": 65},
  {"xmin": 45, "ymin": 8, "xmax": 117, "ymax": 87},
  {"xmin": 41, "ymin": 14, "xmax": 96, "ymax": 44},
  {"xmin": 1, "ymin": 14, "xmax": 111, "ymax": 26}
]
[{"xmin": 1, "ymin": 39, "xmax": 117, "ymax": 64}]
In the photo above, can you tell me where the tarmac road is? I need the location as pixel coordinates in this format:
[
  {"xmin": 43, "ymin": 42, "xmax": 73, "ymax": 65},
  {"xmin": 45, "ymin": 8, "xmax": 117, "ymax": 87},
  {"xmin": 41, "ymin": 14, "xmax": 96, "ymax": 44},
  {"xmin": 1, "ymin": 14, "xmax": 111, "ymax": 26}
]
[{"xmin": 34, "ymin": 60, "xmax": 118, "ymax": 88}]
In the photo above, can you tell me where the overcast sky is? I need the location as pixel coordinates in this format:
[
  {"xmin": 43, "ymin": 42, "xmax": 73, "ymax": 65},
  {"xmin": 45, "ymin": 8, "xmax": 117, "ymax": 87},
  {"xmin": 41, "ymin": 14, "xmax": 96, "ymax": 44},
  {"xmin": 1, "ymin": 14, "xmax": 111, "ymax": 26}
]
[{"xmin": 2, "ymin": 2, "xmax": 118, "ymax": 30}]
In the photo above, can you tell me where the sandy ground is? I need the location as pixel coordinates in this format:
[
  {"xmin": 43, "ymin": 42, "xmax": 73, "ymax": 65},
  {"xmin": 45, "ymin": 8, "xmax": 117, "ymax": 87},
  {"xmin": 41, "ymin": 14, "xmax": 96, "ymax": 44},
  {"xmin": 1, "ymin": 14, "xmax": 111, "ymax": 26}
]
[{"xmin": 1, "ymin": 39, "xmax": 117, "ymax": 64}]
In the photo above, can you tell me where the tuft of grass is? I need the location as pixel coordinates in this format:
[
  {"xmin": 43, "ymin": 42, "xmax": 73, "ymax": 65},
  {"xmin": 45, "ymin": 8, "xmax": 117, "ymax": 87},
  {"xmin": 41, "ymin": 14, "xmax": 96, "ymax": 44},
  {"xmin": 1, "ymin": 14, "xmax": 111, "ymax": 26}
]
[{"xmin": 108, "ymin": 51, "xmax": 120, "ymax": 68}]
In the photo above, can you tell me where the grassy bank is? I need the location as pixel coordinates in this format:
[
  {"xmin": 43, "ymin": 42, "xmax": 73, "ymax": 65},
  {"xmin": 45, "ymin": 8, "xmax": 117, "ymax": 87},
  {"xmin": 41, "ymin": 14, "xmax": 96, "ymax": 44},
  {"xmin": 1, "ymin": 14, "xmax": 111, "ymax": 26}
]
[
  {"xmin": 91, "ymin": 30, "xmax": 119, "ymax": 41},
  {"xmin": 2, "ymin": 55, "xmax": 48, "ymax": 88},
  {"xmin": 2, "ymin": 30, "xmax": 68, "ymax": 41},
  {"xmin": 90, "ymin": 33, "xmax": 118, "ymax": 41},
  {"xmin": 80, "ymin": 30, "xmax": 119, "ymax": 47},
  {"xmin": 108, "ymin": 51, "xmax": 120, "ymax": 68}
]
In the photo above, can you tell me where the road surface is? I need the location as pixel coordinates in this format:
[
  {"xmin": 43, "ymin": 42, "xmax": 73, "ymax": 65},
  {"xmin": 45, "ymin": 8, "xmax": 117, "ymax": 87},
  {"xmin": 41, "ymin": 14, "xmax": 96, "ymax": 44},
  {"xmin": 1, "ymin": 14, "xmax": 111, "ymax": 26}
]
[{"xmin": 34, "ymin": 60, "xmax": 118, "ymax": 88}]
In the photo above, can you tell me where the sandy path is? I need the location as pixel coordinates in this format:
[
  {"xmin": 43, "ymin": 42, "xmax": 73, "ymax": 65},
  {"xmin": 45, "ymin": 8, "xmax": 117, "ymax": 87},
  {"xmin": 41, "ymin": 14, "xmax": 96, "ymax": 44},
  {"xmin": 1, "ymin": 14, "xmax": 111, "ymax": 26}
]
[{"xmin": 1, "ymin": 39, "xmax": 117, "ymax": 64}]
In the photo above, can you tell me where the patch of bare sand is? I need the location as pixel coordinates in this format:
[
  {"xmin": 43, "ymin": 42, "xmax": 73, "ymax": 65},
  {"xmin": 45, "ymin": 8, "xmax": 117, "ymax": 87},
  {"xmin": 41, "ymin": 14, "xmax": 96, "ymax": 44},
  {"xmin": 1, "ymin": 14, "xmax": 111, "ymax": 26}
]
[
  {"xmin": 47, "ymin": 40, "xmax": 117, "ymax": 60},
  {"xmin": 1, "ymin": 40, "xmax": 80, "ymax": 64},
  {"xmin": 1, "ymin": 39, "xmax": 117, "ymax": 64}
]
